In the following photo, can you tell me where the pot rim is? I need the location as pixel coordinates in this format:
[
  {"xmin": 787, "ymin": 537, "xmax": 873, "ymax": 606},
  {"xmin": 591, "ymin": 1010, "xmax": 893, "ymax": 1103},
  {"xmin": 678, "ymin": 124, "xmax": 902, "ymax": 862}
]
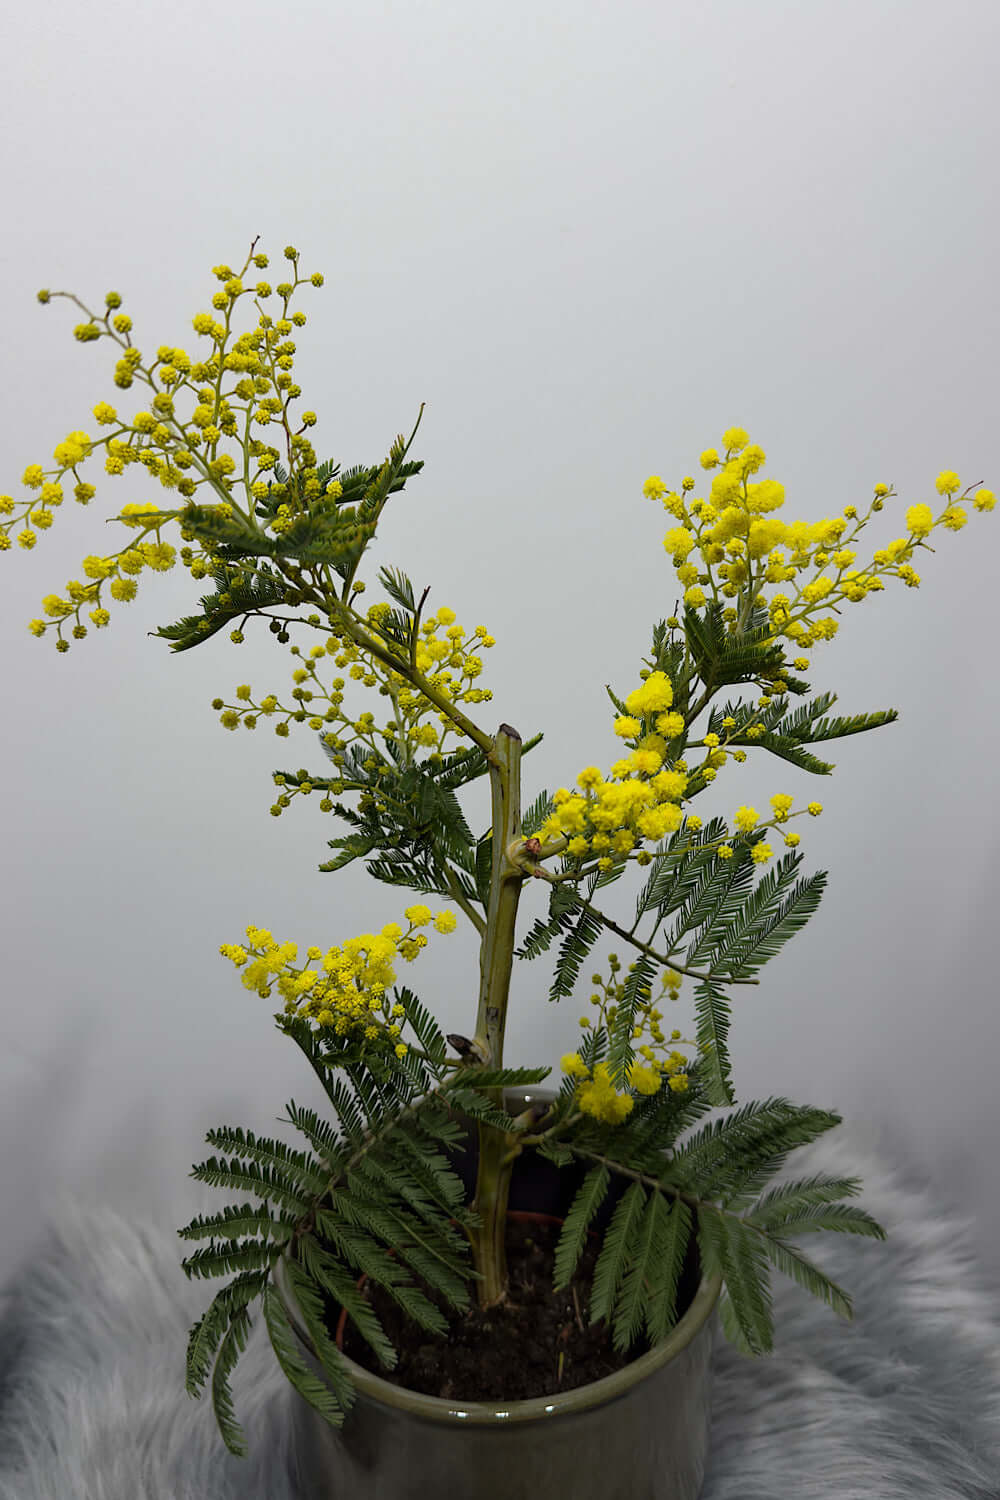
[{"xmin": 274, "ymin": 1246, "xmax": 721, "ymax": 1427}]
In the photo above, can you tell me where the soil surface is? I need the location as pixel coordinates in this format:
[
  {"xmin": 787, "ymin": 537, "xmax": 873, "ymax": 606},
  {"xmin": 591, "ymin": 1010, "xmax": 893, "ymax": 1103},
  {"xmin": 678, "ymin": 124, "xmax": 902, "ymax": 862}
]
[{"xmin": 330, "ymin": 1217, "xmax": 684, "ymax": 1403}]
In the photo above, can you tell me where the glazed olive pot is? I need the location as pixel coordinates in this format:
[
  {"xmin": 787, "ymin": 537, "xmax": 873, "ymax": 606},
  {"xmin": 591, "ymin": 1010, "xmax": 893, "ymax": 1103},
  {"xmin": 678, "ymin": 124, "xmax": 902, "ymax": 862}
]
[{"xmin": 275, "ymin": 1088, "xmax": 721, "ymax": 1500}]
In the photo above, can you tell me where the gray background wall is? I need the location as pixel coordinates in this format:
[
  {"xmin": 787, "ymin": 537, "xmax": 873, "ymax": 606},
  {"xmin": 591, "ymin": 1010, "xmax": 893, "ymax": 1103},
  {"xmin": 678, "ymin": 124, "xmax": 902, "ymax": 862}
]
[{"xmin": 1, "ymin": 0, "xmax": 997, "ymax": 1289}]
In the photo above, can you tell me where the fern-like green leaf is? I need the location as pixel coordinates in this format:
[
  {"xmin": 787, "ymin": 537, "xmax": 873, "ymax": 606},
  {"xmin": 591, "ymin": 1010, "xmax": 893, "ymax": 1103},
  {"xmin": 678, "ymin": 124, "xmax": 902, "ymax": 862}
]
[
  {"xmin": 295, "ymin": 1234, "xmax": 397, "ymax": 1371},
  {"xmin": 612, "ymin": 1188, "xmax": 670, "ymax": 1353},
  {"xmin": 697, "ymin": 1206, "xmax": 773, "ymax": 1355},
  {"xmin": 203, "ymin": 1127, "xmax": 330, "ymax": 1197},
  {"xmin": 184, "ymin": 1271, "xmax": 268, "ymax": 1395},
  {"xmin": 751, "ymin": 1202, "xmax": 886, "ymax": 1240},
  {"xmin": 282, "ymin": 1259, "xmax": 358, "ymax": 1416},
  {"xmin": 755, "ymin": 1233, "xmax": 854, "ymax": 1319},
  {"xmin": 553, "ymin": 1164, "xmax": 611, "ymax": 1290},
  {"xmin": 743, "ymin": 1172, "xmax": 863, "ymax": 1226},
  {"xmin": 181, "ymin": 1238, "xmax": 278, "ymax": 1280},
  {"xmin": 644, "ymin": 1195, "xmax": 692, "ymax": 1345},
  {"xmin": 177, "ymin": 1202, "xmax": 291, "ymax": 1245},
  {"xmin": 262, "ymin": 1283, "xmax": 349, "ymax": 1430},
  {"xmin": 549, "ymin": 899, "xmax": 604, "ymax": 1002},
  {"xmin": 211, "ymin": 1309, "xmax": 253, "ymax": 1457},
  {"xmin": 692, "ymin": 980, "xmax": 734, "ymax": 1105},
  {"xmin": 189, "ymin": 1155, "xmax": 315, "ymax": 1216},
  {"xmin": 589, "ymin": 1181, "xmax": 646, "ymax": 1326}
]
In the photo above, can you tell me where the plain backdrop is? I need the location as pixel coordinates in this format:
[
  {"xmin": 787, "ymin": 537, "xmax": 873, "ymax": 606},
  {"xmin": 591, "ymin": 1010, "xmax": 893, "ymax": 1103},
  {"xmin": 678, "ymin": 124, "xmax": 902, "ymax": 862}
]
[{"xmin": 1, "ymin": 0, "xmax": 997, "ymax": 1294}]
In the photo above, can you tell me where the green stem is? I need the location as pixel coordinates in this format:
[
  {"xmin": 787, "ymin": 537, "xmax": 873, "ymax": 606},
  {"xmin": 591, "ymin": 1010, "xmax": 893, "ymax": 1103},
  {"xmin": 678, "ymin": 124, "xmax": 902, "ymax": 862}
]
[{"xmin": 467, "ymin": 723, "xmax": 529, "ymax": 1307}]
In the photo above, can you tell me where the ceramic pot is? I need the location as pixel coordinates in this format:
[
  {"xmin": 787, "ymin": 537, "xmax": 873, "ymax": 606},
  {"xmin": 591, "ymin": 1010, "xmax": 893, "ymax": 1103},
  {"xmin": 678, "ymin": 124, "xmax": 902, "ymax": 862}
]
[{"xmin": 275, "ymin": 1088, "xmax": 720, "ymax": 1500}]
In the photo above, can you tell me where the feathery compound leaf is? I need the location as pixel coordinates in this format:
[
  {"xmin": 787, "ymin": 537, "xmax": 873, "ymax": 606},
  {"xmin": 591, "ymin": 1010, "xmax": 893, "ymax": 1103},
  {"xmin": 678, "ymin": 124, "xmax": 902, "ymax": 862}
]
[
  {"xmin": 549, "ymin": 899, "xmax": 604, "ymax": 1002},
  {"xmin": 211, "ymin": 1310, "xmax": 253, "ymax": 1457},
  {"xmin": 589, "ymin": 1181, "xmax": 647, "ymax": 1326},
  {"xmin": 744, "ymin": 1172, "xmax": 864, "ymax": 1226},
  {"xmin": 705, "ymin": 862, "xmax": 827, "ymax": 982},
  {"xmin": 203, "ymin": 1127, "xmax": 330, "ymax": 1197},
  {"xmin": 553, "ymin": 1164, "xmax": 611, "ymax": 1290},
  {"xmin": 606, "ymin": 952, "xmax": 658, "ymax": 1090},
  {"xmin": 296, "ymin": 1235, "xmax": 397, "ymax": 1371},
  {"xmin": 644, "ymin": 1195, "xmax": 692, "ymax": 1346},
  {"xmin": 189, "ymin": 1155, "xmax": 315, "ymax": 1216},
  {"xmin": 667, "ymin": 846, "xmax": 755, "ymax": 966},
  {"xmin": 395, "ymin": 986, "xmax": 449, "ymax": 1067},
  {"xmin": 181, "ymin": 1238, "xmax": 278, "ymax": 1280},
  {"xmin": 184, "ymin": 1271, "xmax": 268, "ymax": 1394},
  {"xmin": 515, "ymin": 882, "xmax": 578, "ymax": 961},
  {"xmin": 262, "ymin": 1284, "xmax": 350, "ymax": 1431},
  {"xmin": 756, "ymin": 1234, "xmax": 854, "ymax": 1320},
  {"xmin": 522, "ymin": 789, "xmax": 555, "ymax": 837},
  {"xmin": 750, "ymin": 1202, "xmax": 886, "ymax": 1240},
  {"xmin": 444, "ymin": 1087, "xmax": 537, "ymax": 1132},
  {"xmin": 612, "ymin": 1188, "xmax": 671, "ymax": 1354},
  {"xmin": 697, "ymin": 1206, "xmax": 773, "ymax": 1355},
  {"xmin": 718, "ymin": 1290, "xmax": 755, "ymax": 1355},
  {"xmin": 747, "ymin": 731, "xmax": 836, "ymax": 776},
  {"xmin": 282, "ymin": 1101, "xmax": 347, "ymax": 1168},
  {"xmin": 474, "ymin": 830, "xmax": 493, "ymax": 907},
  {"xmin": 450, "ymin": 1066, "xmax": 552, "ymax": 1090},
  {"xmin": 670, "ymin": 1098, "xmax": 841, "ymax": 1204},
  {"xmin": 282, "ymin": 1260, "xmax": 358, "ymax": 1417},
  {"xmin": 692, "ymin": 980, "xmax": 734, "ymax": 1105},
  {"xmin": 378, "ymin": 565, "xmax": 416, "ymax": 611},
  {"xmin": 177, "ymin": 1202, "xmax": 291, "ymax": 1245}
]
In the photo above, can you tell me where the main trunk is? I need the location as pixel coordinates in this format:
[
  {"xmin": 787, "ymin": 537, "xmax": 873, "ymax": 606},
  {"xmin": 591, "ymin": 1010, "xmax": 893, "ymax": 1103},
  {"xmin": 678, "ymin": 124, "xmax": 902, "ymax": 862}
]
[{"xmin": 468, "ymin": 723, "xmax": 526, "ymax": 1308}]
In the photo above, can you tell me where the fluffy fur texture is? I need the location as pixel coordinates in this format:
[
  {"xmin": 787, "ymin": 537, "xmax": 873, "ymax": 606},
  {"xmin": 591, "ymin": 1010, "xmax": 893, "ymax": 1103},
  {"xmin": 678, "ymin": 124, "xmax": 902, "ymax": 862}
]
[{"xmin": 0, "ymin": 1121, "xmax": 998, "ymax": 1499}]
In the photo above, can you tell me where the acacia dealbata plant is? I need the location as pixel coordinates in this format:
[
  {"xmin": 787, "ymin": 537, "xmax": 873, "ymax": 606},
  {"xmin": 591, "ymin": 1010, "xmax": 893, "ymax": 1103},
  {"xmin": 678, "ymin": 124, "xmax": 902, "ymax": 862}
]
[{"xmin": 4, "ymin": 238, "xmax": 994, "ymax": 1455}]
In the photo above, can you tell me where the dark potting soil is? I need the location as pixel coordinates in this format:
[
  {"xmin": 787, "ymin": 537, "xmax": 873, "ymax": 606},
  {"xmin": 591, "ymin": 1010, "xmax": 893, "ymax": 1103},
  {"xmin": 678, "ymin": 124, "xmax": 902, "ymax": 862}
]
[{"xmin": 330, "ymin": 1218, "xmax": 691, "ymax": 1403}]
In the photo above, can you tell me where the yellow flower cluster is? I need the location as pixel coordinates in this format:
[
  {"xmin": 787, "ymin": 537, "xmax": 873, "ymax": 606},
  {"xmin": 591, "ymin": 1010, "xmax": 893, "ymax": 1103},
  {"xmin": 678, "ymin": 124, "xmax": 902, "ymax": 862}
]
[
  {"xmin": 539, "ymin": 671, "xmax": 690, "ymax": 867},
  {"xmin": 219, "ymin": 904, "xmax": 457, "ymax": 1053},
  {"xmin": 210, "ymin": 604, "xmax": 496, "ymax": 813},
  {"xmin": 25, "ymin": 513, "xmax": 178, "ymax": 648},
  {"xmin": 559, "ymin": 958, "xmax": 695, "ymax": 1122},
  {"xmin": 6, "ymin": 246, "xmax": 326, "ymax": 648},
  {"xmin": 643, "ymin": 429, "xmax": 994, "ymax": 652}
]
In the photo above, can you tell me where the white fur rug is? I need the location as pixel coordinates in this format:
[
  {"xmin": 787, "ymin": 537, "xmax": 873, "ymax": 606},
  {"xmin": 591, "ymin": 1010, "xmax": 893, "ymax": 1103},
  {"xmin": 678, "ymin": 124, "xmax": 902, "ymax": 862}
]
[{"xmin": 1, "ymin": 1122, "xmax": 998, "ymax": 1499}]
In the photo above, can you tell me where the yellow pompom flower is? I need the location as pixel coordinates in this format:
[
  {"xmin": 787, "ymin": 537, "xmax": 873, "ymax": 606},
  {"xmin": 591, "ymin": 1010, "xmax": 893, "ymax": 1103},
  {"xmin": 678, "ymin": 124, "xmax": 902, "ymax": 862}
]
[
  {"xmin": 663, "ymin": 527, "xmax": 695, "ymax": 560},
  {"xmin": 613, "ymin": 715, "xmax": 641, "ymax": 739},
  {"xmin": 770, "ymin": 793, "xmax": 794, "ymax": 821},
  {"xmin": 935, "ymin": 470, "xmax": 961, "ymax": 496},
  {"xmin": 643, "ymin": 476, "xmax": 668, "ymax": 500},
  {"xmin": 905, "ymin": 504, "xmax": 934, "ymax": 538},
  {"xmin": 561, "ymin": 1053, "xmax": 590, "ymax": 1080},
  {"xmin": 404, "ymin": 904, "xmax": 433, "ymax": 927},
  {"xmin": 973, "ymin": 488, "xmax": 995, "ymax": 512},
  {"xmin": 733, "ymin": 806, "xmax": 757, "ymax": 833},
  {"xmin": 627, "ymin": 1062, "xmax": 662, "ymax": 1095},
  {"xmin": 433, "ymin": 911, "xmax": 457, "ymax": 934},
  {"xmin": 721, "ymin": 427, "xmax": 750, "ymax": 453},
  {"xmin": 807, "ymin": 802, "xmax": 823, "ymax": 816},
  {"xmin": 654, "ymin": 711, "xmax": 685, "ymax": 738},
  {"xmin": 624, "ymin": 671, "xmax": 674, "ymax": 717}
]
